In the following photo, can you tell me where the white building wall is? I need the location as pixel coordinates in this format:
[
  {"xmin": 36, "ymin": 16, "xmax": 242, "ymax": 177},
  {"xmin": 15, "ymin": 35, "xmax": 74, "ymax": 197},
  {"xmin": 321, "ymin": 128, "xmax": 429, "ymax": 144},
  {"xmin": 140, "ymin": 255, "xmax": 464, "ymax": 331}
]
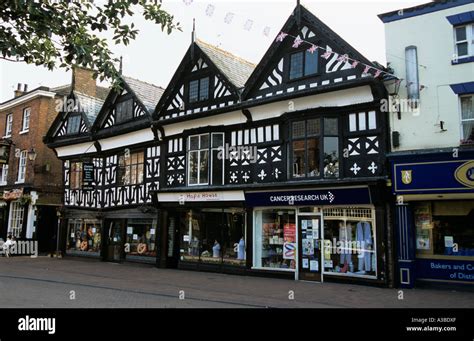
[{"xmin": 383, "ymin": 3, "xmax": 474, "ymax": 151}]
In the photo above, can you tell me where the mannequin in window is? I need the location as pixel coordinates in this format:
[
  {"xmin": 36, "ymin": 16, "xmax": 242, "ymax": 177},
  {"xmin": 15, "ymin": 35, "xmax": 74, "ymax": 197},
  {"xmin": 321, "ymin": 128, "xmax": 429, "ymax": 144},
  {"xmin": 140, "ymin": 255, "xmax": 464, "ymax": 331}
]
[
  {"xmin": 237, "ymin": 236, "xmax": 245, "ymax": 260},
  {"xmin": 339, "ymin": 222, "xmax": 352, "ymax": 273},
  {"xmin": 356, "ymin": 221, "xmax": 372, "ymax": 273},
  {"xmin": 212, "ymin": 240, "xmax": 221, "ymax": 258}
]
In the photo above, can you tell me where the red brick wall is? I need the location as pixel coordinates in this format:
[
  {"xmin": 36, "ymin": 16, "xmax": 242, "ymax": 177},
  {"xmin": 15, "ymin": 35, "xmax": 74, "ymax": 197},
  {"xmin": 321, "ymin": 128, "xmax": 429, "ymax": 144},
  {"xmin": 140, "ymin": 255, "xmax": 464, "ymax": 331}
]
[{"xmin": 0, "ymin": 94, "xmax": 63, "ymax": 202}]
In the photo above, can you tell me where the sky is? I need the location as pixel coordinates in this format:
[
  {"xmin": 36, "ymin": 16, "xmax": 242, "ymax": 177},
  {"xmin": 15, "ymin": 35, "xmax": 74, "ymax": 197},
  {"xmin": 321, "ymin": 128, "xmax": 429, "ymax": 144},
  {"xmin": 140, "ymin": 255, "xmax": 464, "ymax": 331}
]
[{"xmin": 0, "ymin": 0, "xmax": 428, "ymax": 102}]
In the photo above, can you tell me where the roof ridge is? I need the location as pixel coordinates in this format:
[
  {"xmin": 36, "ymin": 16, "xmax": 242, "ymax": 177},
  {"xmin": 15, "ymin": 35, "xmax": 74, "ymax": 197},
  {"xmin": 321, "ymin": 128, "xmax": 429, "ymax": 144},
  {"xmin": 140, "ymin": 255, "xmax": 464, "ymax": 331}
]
[
  {"xmin": 73, "ymin": 90, "xmax": 105, "ymax": 102},
  {"xmin": 196, "ymin": 39, "xmax": 257, "ymax": 67},
  {"xmin": 122, "ymin": 75, "xmax": 165, "ymax": 91}
]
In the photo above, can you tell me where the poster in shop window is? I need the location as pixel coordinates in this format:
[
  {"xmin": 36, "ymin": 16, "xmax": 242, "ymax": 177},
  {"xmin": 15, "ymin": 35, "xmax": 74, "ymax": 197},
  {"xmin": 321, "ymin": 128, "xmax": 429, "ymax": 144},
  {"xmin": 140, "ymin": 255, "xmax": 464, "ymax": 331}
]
[
  {"xmin": 414, "ymin": 204, "xmax": 433, "ymax": 229},
  {"xmin": 284, "ymin": 223, "xmax": 296, "ymax": 243},
  {"xmin": 283, "ymin": 242, "xmax": 296, "ymax": 260}
]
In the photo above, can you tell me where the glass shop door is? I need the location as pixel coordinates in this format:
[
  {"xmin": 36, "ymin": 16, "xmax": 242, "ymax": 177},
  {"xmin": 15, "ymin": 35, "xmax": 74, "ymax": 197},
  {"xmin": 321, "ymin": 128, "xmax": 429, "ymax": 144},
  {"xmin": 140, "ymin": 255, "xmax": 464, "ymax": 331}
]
[
  {"xmin": 104, "ymin": 219, "xmax": 126, "ymax": 262},
  {"xmin": 298, "ymin": 215, "xmax": 322, "ymax": 282}
]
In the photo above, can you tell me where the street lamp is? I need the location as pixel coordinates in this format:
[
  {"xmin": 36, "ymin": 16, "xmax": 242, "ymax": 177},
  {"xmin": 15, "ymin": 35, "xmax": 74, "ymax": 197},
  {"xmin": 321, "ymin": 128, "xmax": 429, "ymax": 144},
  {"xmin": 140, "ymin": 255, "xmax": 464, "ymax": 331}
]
[
  {"xmin": 27, "ymin": 148, "xmax": 37, "ymax": 161},
  {"xmin": 0, "ymin": 139, "xmax": 12, "ymax": 164}
]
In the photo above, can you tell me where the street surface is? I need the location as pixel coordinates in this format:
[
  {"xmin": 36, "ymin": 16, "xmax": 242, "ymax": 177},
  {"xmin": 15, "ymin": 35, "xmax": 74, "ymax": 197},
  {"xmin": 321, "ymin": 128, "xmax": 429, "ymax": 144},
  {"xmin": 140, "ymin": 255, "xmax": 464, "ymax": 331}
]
[{"xmin": 0, "ymin": 257, "xmax": 472, "ymax": 308}]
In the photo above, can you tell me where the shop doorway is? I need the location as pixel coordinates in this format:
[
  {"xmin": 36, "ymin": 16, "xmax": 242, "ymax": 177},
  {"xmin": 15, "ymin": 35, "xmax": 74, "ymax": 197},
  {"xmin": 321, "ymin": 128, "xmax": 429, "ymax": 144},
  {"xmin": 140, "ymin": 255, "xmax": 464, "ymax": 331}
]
[
  {"xmin": 298, "ymin": 215, "xmax": 322, "ymax": 282},
  {"xmin": 104, "ymin": 219, "xmax": 126, "ymax": 262},
  {"xmin": 166, "ymin": 214, "xmax": 180, "ymax": 268},
  {"xmin": 36, "ymin": 205, "xmax": 58, "ymax": 254}
]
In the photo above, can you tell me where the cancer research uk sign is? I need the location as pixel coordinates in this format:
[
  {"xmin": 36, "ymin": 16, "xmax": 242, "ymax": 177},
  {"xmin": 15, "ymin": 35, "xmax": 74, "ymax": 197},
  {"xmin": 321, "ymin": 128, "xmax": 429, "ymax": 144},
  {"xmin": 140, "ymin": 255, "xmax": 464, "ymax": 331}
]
[{"xmin": 244, "ymin": 187, "xmax": 372, "ymax": 207}]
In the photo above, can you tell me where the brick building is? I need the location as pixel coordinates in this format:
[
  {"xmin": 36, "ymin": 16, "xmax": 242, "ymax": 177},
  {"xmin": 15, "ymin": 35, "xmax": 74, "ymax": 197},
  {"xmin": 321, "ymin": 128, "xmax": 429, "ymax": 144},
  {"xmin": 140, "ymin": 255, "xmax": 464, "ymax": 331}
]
[{"xmin": 0, "ymin": 67, "xmax": 108, "ymax": 253}]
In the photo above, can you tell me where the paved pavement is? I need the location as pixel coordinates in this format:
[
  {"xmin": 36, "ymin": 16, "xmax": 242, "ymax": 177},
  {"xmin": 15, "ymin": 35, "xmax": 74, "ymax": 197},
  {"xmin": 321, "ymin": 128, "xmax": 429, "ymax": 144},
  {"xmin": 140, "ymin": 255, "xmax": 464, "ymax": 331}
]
[{"xmin": 0, "ymin": 256, "xmax": 473, "ymax": 308}]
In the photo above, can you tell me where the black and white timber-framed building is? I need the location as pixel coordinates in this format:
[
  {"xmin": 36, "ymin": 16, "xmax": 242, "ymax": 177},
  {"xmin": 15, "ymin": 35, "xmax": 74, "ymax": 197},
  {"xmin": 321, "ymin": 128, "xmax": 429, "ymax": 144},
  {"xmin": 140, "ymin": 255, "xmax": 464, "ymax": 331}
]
[{"xmin": 45, "ymin": 4, "xmax": 391, "ymax": 284}]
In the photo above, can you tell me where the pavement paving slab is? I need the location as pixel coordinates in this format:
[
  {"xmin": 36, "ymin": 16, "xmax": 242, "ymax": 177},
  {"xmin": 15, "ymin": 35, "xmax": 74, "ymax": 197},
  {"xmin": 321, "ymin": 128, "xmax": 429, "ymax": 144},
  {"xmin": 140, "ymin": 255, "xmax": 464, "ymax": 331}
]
[{"xmin": 0, "ymin": 257, "xmax": 473, "ymax": 308}]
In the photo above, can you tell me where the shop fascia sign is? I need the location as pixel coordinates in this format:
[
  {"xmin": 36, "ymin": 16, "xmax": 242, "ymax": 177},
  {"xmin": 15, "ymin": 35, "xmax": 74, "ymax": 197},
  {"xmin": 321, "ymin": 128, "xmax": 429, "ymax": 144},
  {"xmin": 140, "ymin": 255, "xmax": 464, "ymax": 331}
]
[
  {"xmin": 393, "ymin": 159, "xmax": 474, "ymax": 194},
  {"xmin": 179, "ymin": 192, "xmax": 222, "ymax": 203},
  {"xmin": 158, "ymin": 191, "xmax": 245, "ymax": 203},
  {"xmin": 245, "ymin": 187, "xmax": 371, "ymax": 206},
  {"xmin": 3, "ymin": 188, "xmax": 23, "ymax": 201}
]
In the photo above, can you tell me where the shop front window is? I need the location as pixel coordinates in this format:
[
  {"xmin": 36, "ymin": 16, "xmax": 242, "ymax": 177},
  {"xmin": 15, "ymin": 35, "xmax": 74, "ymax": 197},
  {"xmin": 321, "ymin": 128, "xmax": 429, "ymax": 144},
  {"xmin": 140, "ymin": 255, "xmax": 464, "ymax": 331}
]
[
  {"xmin": 323, "ymin": 207, "xmax": 376, "ymax": 277},
  {"xmin": 66, "ymin": 219, "xmax": 102, "ymax": 255},
  {"xmin": 179, "ymin": 208, "xmax": 246, "ymax": 266},
  {"xmin": 254, "ymin": 209, "xmax": 296, "ymax": 270},
  {"xmin": 125, "ymin": 219, "xmax": 157, "ymax": 258},
  {"xmin": 414, "ymin": 201, "xmax": 474, "ymax": 258}
]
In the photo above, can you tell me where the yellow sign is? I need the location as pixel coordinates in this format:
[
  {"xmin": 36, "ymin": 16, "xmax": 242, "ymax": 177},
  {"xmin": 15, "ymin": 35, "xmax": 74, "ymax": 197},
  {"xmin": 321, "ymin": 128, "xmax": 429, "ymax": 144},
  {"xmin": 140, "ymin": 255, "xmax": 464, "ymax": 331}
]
[
  {"xmin": 455, "ymin": 161, "xmax": 474, "ymax": 188},
  {"xmin": 401, "ymin": 170, "xmax": 412, "ymax": 185}
]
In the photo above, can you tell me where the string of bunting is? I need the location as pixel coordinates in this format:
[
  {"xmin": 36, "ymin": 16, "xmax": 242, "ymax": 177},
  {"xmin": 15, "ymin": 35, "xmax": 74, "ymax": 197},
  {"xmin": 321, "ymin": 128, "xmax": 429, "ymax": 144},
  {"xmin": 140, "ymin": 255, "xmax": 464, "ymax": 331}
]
[{"xmin": 276, "ymin": 31, "xmax": 401, "ymax": 83}]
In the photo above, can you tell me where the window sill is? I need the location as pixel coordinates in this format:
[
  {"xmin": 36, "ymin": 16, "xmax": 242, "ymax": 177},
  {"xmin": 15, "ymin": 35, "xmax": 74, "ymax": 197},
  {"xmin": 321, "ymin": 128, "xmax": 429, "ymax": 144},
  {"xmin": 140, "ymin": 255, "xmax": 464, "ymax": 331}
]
[
  {"xmin": 451, "ymin": 56, "xmax": 474, "ymax": 65},
  {"xmin": 3, "ymin": 134, "xmax": 11, "ymax": 139},
  {"xmin": 0, "ymin": 182, "xmax": 6, "ymax": 186},
  {"xmin": 19, "ymin": 130, "xmax": 29, "ymax": 135},
  {"xmin": 15, "ymin": 180, "xmax": 25, "ymax": 184}
]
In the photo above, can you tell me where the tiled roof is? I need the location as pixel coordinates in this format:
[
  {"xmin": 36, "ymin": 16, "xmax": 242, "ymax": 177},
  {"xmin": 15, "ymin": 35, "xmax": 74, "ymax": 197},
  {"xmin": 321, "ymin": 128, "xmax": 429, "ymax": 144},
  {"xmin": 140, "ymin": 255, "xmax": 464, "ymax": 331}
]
[
  {"xmin": 196, "ymin": 40, "xmax": 256, "ymax": 89},
  {"xmin": 122, "ymin": 76, "xmax": 164, "ymax": 114},
  {"xmin": 51, "ymin": 84, "xmax": 110, "ymax": 101},
  {"xmin": 74, "ymin": 91, "xmax": 105, "ymax": 125}
]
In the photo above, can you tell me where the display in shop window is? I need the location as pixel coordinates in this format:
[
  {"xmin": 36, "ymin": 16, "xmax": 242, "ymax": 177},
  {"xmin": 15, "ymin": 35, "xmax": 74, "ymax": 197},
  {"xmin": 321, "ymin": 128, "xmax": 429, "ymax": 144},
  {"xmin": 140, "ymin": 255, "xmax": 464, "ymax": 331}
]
[{"xmin": 322, "ymin": 208, "xmax": 377, "ymax": 277}]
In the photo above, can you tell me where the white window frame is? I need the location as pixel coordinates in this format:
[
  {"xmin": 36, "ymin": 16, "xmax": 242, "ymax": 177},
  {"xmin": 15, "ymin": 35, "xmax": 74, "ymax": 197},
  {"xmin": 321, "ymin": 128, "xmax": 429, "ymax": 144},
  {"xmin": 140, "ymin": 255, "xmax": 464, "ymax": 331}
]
[
  {"xmin": 187, "ymin": 133, "xmax": 210, "ymax": 186},
  {"xmin": 454, "ymin": 24, "xmax": 474, "ymax": 58},
  {"xmin": 210, "ymin": 132, "xmax": 224, "ymax": 186},
  {"xmin": 16, "ymin": 150, "xmax": 27, "ymax": 183},
  {"xmin": 21, "ymin": 108, "xmax": 30, "ymax": 133},
  {"xmin": 460, "ymin": 94, "xmax": 474, "ymax": 142},
  {"xmin": 8, "ymin": 201, "xmax": 25, "ymax": 238},
  {"xmin": 0, "ymin": 165, "xmax": 8, "ymax": 185},
  {"xmin": 5, "ymin": 113, "xmax": 13, "ymax": 137}
]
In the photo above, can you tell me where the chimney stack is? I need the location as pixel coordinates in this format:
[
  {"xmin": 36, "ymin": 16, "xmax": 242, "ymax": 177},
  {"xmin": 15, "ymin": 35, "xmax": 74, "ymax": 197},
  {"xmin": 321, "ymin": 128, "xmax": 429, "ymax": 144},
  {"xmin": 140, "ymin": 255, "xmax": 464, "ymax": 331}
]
[
  {"xmin": 14, "ymin": 83, "xmax": 24, "ymax": 98},
  {"xmin": 72, "ymin": 66, "xmax": 97, "ymax": 98},
  {"xmin": 23, "ymin": 84, "xmax": 28, "ymax": 92}
]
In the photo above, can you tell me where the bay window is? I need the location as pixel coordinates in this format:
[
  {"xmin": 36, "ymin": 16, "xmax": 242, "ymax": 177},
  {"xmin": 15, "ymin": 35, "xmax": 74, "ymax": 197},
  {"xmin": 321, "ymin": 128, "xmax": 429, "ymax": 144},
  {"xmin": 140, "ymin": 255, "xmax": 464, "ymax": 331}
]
[
  {"xmin": 188, "ymin": 133, "xmax": 224, "ymax": 186},
  {"xmin": 117, "ymin": 151, "xmax": 144, "ymax": 186},
  {"xmin": 291, "ymin": 117, "xmax": 339, "ymax": 178}
]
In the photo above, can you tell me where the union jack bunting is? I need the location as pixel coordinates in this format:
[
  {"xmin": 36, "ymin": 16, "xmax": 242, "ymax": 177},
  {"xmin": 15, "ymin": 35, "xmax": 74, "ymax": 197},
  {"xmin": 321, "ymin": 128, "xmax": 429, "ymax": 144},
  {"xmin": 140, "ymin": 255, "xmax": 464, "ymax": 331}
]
[
  {"xmin": 276, "ymin": 32, "xmax": 288, "ymax": 42},
  {"xmin": 292, "ymin": 36, "xmax": 303, "ymax": 48},
  {"xmin": 337, "ymin": 54, "xmax": 348, "ymax": 63},
  {"xmin": 374, "ymin": 69, "xmax": 382, "ymax": 78},
  {"xmin": 363, "ymin": 65, "xmax": 371, "ymax": 75},
  {"xmin": 351, "ymin": 60, "xmax": 359, "ymax": 68},
  {"xmin": 307, "ymin": 44, "xmax": 318, "ymax": 54},
  {"xmin": 321, "ymin": 50, "xmax": 332, "ymax": 59}
]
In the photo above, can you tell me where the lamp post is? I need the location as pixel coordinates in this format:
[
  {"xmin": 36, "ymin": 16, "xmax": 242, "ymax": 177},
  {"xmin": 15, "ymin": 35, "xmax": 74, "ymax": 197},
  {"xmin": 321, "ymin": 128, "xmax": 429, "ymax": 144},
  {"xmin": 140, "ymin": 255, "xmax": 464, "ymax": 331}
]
[
  {"xmin": 55, "ymin": 207, "xmax": 62, "ymax": 258},
  {"xmin": 27, "ymin": 148, "xmax": 37, "ymax": 161}
]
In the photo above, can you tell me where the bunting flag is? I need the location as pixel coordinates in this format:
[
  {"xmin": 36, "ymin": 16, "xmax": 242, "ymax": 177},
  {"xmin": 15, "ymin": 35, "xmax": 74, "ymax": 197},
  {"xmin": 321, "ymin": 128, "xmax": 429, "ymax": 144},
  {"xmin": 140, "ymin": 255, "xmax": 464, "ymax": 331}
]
[
  {"xmin": 272, "ymin": 31, "xmax": 400, "ymax": 80},
  {"xmin": 307, "ymin": 44, "xmax": 318, "ymax": 54},
  {"xmin": 337, "ymin": 54, "xmax": 348, "ymax": 63},
  {"xmin": 292, "ymin": 36, "xmax": 303, "ymax": 48},
  {"xmin": 276, "ymin": 32, "xmax": 288, "ymax": 42},
  {"xmin": 321, "ymin": 50, "xmax": 332, "ymax": 60}
]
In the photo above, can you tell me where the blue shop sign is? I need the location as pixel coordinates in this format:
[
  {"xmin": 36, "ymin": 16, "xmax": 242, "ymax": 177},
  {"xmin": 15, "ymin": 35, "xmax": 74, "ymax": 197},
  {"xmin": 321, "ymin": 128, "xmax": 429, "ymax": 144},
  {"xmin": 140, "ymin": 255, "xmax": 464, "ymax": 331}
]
[
  {"xmin": 245, "ymin": 187, "xmax": 371, "ymax": 207},
  {"xmin": 416, "ymin": 259, "xmax": 474, "ymax": 282},
  {"xmin": 392, "ymin": 159, "xmax": 474, "ymax": 194}
]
